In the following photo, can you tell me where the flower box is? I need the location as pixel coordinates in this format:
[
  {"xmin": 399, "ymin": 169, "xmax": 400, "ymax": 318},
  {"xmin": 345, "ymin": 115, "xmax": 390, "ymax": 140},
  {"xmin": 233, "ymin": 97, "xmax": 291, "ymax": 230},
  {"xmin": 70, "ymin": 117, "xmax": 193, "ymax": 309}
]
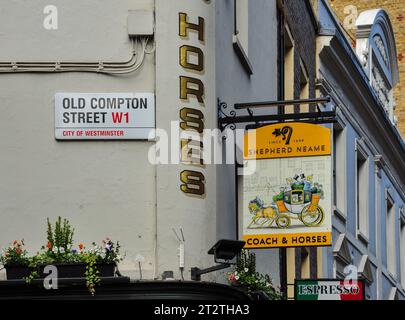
[
  {"xmin": 5, "ymin": 263, "xmax": 116, "ymax": 280},
  {"xmin": 4, "ymin": 265, "xmax": 31, "ymax": 280},
  {"xmin": 1, "ymin": 217, "xmax": 123, "ymax": 294},
  {"xmin": 227, "ymin": 250, "xmax": 284, "ymax": 300}
]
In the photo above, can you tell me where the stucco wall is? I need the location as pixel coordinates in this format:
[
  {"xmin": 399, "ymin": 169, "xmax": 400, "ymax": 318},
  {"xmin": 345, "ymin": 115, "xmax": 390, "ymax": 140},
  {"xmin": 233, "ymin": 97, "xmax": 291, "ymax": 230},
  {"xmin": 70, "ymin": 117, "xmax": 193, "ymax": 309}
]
[
  {"xmin": 155, "ymin": 0, "xmax": 217, "ymax": 281},
  {"xmin": 0, "ymin": 0, "xmax": 156, "ymax": 279}
]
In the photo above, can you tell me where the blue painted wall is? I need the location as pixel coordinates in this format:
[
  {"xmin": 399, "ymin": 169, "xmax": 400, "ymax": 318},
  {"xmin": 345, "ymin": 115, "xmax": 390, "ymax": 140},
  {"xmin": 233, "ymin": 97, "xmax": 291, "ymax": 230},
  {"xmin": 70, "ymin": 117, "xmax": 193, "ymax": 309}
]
[{"xmin": 318, "ymin": 0, "xmax": 405, "ymax": 300}]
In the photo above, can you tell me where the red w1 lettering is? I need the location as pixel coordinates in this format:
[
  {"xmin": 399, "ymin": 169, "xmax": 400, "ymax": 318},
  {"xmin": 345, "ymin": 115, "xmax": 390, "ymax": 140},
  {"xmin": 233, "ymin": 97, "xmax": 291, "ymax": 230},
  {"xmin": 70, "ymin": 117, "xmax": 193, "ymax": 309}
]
[{"xmin": 111, "ymin": 112, "xmax": 129, "ymax": 124}]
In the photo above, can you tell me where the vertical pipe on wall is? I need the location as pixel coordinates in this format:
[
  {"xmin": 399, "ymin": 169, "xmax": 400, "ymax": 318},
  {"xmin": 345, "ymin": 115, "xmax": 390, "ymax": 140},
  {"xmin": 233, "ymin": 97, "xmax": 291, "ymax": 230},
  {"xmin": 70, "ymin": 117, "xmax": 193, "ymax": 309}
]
[
  {"xmin": 153, "ymin": 143, "xmax": 158, "ymax": 280},
  {"xmin": 234, "ymin": 0, "xmax": 237, "ymax": 36},
  {"xmin": 277, "ymin": 5, "xmax": 285, "ymax": 117},
  {"xmin": 153, "ymin": 0, "xmax": 158, "ymax": 278},
  {"xmin": 277, "ymin": 4, "xmax": 288, "ymax": 299},
  {"xmin": 235, "ymin": 146, "xmax": 239, "ymax": 241}
]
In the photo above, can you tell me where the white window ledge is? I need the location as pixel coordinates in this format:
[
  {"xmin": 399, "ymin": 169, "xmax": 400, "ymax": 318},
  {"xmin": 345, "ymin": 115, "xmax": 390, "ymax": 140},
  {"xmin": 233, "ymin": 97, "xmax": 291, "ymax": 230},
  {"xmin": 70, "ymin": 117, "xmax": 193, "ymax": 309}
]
[
  {"xmin": 233, "ymin": 34, "xmax": 253, "ymax": 76},
  {"xmin": 334, "ymin": 207, "xmax": 347, "ymax": 223},
  {"xmin": 356, "ymin": 230, "xmax": 369, "ymax": 246}
]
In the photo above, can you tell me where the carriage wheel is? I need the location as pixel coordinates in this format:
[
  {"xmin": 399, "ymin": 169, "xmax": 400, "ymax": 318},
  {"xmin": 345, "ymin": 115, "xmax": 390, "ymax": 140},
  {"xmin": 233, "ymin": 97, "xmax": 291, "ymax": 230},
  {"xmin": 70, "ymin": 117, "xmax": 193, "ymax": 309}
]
[
  {"xmin": 276, "ymin": 215, "xmax": 291, "ymax": 229},
  {"xmin": 299, "ymin": 205, "xmax": 325, "ymax": 227}
]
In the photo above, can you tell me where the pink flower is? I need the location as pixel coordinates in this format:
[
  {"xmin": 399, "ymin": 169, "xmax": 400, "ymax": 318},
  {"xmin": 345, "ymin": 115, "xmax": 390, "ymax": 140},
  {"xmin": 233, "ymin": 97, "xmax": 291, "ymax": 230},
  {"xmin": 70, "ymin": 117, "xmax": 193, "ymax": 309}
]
[{"xmin": 228, "ymin": 274, "xmax": 236, "ymax": 282}]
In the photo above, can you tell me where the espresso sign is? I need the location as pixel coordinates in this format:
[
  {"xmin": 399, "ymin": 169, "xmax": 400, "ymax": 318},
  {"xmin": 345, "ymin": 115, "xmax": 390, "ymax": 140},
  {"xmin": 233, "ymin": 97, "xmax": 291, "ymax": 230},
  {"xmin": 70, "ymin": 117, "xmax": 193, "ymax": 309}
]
[
  {"xmin": 295, "ymin": 280, "xmax": 365, "ymax": 300},
  {"xmin": 55, "ymin": 93, "xmax": 155, "ymax": 140}
]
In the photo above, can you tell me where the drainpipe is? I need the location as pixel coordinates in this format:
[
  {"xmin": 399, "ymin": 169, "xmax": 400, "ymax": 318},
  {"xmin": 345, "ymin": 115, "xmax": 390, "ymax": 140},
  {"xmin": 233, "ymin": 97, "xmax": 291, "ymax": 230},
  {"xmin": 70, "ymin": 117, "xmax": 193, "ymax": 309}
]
[{"xmin": 277, "ymin": 5, "xmax": 288, "ymax": 299}]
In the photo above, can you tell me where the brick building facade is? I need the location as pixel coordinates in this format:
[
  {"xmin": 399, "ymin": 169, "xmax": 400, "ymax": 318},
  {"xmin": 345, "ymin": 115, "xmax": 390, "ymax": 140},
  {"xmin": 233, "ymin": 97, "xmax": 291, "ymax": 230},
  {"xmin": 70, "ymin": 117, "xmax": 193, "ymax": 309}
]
[{"xmin": 284, "ymin": 0, "xmax": 317, "ymax": 103}]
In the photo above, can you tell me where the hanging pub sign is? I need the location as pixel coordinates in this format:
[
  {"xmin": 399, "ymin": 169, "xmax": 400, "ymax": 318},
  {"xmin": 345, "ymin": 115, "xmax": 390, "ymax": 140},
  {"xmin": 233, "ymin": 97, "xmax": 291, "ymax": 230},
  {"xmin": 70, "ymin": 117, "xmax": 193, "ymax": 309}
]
[
  {"xmin": 55, "ymin": 93, "xmax": 155, "ymax": 140},
  {"xmin": 242, "ymin": 123, "xmax": 332, "ymax": 248},
  {"xmin": 295, "ymin": 280, "xmax": 365, "ymax": 300}
]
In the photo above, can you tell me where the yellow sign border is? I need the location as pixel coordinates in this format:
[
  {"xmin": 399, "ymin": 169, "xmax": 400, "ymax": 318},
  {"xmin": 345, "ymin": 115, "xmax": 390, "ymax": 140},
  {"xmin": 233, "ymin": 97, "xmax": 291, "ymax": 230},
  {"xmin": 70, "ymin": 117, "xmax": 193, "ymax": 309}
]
[
  {"xmin": 243, "ymin": 232, "xmax": 332, "ymax": 249},
  {"xmin": 244, "ymin": 122, "xmax": 331, "ymax": 160}
]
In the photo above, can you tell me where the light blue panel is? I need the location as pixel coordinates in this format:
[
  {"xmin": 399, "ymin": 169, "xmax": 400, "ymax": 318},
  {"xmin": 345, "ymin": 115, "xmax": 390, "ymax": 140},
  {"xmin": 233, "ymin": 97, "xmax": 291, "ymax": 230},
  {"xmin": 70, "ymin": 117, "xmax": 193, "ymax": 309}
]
[
  {"xmin": 317, "ymin": 0, "xmax": 405, "ymax": 300},
  {"xmin": 381, "ymin": 273, "xmax": 395, "ymax": 300},
  {"xmin": 215, "ymin": 0, "xmax": 278, "ymax": 240},
  {"xmin": 393, "ymin": 189, "xmax": 402, "ymax": 284},
  {"xmin": 380, "ymin": 172, "xmax": 388, "ymax": 268},
  {"xmin": 345, "ymin": 126, "xmax": 357, "ymax": 236},
  {"xmin": 215, "ymin": 0, "xmax": 281, "ymax": 284},
  {"xmin": 367, "ymin": 264, "xmax": 378, "ymax": 300},
  {"xmin": 368, "ymin": 157, "xmax": 376, "ymax": 255}
]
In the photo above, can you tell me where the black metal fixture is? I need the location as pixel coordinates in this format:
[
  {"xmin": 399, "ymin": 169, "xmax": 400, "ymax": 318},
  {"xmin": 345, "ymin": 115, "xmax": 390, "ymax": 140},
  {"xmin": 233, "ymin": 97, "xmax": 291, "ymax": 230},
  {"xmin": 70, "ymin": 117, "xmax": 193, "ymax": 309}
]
[
  {"xmin": 191, "ymin": 239, "xmax": 245, "ymax": 281},
  {"xmin": 218, "ymin": 96, "xmax": 335, "ymax": 131}
]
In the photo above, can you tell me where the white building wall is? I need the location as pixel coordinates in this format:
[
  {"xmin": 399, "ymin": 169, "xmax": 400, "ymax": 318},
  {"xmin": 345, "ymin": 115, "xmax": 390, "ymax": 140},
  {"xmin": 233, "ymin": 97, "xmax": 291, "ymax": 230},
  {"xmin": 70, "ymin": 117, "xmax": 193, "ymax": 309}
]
[
  {"xmin": 0, "ymin": 0, "xmax": 156, "ymax": 279},
  {"xmin": 155, "ymin": 0, "xmax": 217, "ymax": 281}
]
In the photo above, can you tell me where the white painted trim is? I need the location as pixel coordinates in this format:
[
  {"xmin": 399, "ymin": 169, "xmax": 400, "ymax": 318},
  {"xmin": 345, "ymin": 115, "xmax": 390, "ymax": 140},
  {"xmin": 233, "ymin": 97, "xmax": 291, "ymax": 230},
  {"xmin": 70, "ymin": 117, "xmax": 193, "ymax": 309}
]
[
  {"xmin": 388, "ymin": 287, "xmax": 398, "ymax": 300},
  {"xmin": 385, "ymin": 193, "xmax": 397, "ymax": 279},
  {"xmin": 232, "ymin": 34, "xmax": 253, "ymax": 75},
  {"xmin": 317, "ymin": 73, "xmax": 405, "ymax": 204},
  {"xmin": 355, "ymin": 139, "xmax": 370, "ymax": 241},
  {"xmin": 333, "ymin": 126, "xmax": 347, "ymax": 216}
]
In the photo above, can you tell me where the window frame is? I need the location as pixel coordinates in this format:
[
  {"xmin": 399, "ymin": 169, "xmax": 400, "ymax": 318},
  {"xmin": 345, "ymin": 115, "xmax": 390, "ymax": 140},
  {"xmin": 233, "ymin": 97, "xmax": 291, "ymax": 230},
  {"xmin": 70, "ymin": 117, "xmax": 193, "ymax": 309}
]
[
  {"xmin": 386, "ymin": 189, "xmax": 397, "ymax": 278},
  {"xmin": 333, "ymin": 121, "xmax": 347, "ymax": 221},
  {"xmin": 299, "ymin": 59, "xmax": 310, "ymax": 113},
  {"xmin": 283, "ymin": 23, "xmax": 295, "ymax": 114},
  {"xmin": 233, "ymin": 0, "xmax": 252, "ymax": 75},
  {"xmin": 400, "ymin": 209, "xmax": 405, "ymax": 288},
  {"xmin": 300, "ymin": 247, "xmax": 310, "ymax": 279},
  {"xmin": 355, "ymin": 140, "xmax": 370, "ymax": 243}
]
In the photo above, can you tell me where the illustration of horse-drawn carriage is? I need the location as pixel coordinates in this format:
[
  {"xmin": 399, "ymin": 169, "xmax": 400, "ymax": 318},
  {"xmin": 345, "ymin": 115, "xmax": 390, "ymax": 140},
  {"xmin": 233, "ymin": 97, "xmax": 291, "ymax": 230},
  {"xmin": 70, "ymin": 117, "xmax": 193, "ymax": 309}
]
[{"xmin": 247, "ymin": 175, "xmax": 325, "ymax": 229}]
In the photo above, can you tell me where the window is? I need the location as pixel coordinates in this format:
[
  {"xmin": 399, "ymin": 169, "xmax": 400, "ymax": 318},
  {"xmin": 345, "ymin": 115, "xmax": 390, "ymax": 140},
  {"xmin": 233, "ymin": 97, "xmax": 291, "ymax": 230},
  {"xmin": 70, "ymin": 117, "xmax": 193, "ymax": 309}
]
[
  {"xmin": 400, "ymin": 214, "xmax": 405, "ymax": 288},
  {"xmin": 233, "ymin": 0, "xmax": 252, "ymax": 74},
  {"xmin": 317, "ymin": 247, "xmax": 324, "ymax": 278},
  {"xmin": 356, "ymin": 143, "xmax": 369, "ymax": 240},
  {"xmin": 299, "ymin": 59, "xmax": 309, "ymax": 113},
  {"xmin": 286, "ymin": 248, "xmax": 295, "ymax": 299},
  {"xmin": 333, "ymin": 125, "xmax": 346, "ymax": 217},
  {"xmin": 235, "ymin": 0, "xmax": 248, "ymax": 55},
  {"xmin": 386, "ymin": 192, "xmax": 396, "ymax": 277},
  {"xmin": 300, "ymin": 248, "xmax": 310, "ymax": 279}
]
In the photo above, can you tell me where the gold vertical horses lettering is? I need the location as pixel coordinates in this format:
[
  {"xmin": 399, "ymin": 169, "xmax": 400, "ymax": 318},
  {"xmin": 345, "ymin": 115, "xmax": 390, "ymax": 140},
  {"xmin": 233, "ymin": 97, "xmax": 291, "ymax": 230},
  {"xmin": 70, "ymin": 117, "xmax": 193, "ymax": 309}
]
[{"xmin": 178, "ymin": 12, "xmax": 206, "ymax": 196}]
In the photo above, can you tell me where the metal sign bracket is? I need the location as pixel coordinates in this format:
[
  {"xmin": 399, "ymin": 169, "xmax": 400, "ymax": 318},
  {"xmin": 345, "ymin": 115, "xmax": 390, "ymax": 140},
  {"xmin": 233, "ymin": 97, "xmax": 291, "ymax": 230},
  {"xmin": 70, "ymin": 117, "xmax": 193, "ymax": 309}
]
[{"xmin": 217, "ymin": 96, "xmax": 336, "ymax": 132}]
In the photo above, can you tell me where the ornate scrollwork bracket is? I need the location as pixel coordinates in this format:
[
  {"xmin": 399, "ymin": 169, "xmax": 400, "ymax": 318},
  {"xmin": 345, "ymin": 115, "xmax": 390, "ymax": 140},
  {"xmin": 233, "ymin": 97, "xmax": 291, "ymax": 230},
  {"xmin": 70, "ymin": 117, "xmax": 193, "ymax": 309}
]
[{"xmin": 217, "ymin": 98, "xmax": 237, "ymax": 132}]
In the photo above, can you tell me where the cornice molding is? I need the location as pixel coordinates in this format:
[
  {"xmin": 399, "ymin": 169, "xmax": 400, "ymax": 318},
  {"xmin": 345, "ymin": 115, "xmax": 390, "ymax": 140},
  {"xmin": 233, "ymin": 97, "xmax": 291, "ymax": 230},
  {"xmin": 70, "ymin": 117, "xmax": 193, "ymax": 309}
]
[
  {"xmin": 317, "ymin": 68, "xmax": 405, "ymax": 201},
  {"xmin": 320, "ymin": 39, "xmax": 405, "ymax": 160}
]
